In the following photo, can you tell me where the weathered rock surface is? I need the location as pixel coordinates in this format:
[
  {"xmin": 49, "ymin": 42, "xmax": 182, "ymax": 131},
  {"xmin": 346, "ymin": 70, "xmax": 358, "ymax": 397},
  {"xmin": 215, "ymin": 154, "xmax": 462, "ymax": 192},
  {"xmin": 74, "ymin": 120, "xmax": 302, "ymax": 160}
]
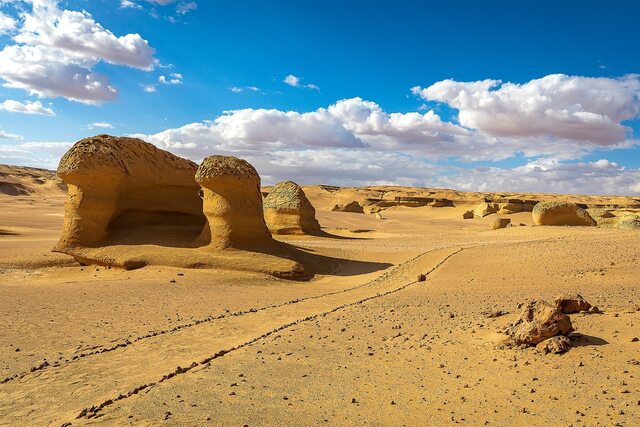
[
  {"xmin": 196, "ymin": 155, "xmax": 272, "ymax": 249},
  {"xmin": 474, "ymin": 202, "xmax": 499, "ymax": 218},
  {"xmin": 506, "ymin": 300, "xmax": 574, "ymax": 346},
  {"xmin": 263, "ymin": 181, "xmax": 321, "ymax": 235},
  {"xmin": 331, "ymin": 201, "xmax": 364, "ymax": 213},
  {"xmin": 554, "ymin": 294, "xmax": 592, "ymax": 314},
  {"xmin": 491, "ymin": 218, "xmax": 511, "ymax": 230},
  {"xmin": 532, "ymin": 201, "xmax": 597, "ymax": 226},
  {"xmin": 536, "ymin": 335, "xmax": 572, "ymax": 354},
  {"xmin": 54, "ymin": 135, "xmax": 203, "ymax": 253},
  {"xmin": 616, "ymin": 214, "xmax": 640, "ymax": 230},
  {"xmin": 462, "ymin": 210, "xmax": 474, "ymax": 219}
]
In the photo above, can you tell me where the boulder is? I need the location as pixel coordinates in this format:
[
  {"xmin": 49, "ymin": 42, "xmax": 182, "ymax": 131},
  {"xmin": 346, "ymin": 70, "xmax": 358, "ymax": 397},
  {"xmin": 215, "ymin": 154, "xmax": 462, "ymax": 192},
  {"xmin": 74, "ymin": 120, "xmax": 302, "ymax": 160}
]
[
  {"xmin": 532, "ymin": 201, "xmax": 596, "ymax": 226},
  {"xmin": 462, "ymin": 210, "xmax": 474, "ymax": 219},
  {"xmin": 491, "ymin": 218, "xmax": 511, "ymax": 230},
  {"xmin": 263, "ymin": 181, "xmax": 321, "ymax": 235},
  {"xmin": 616, "ymin": 214, "xmax": 640, "ymax": 230},
  {"xmin": 195, "ymin": 155, "xmax": 273, "ymax": 249},
  {"xmin": 474, "ymin": 202, "xmax": 499, "ymax": 218},
  {"xmin": 331, "ymin": 201, "xmax": 364, "ymax": 213},
  {"xmin": 53, "ymin": 135, "xmax": 204, "ymax": 254},
  {"xmin": 506, "ymin": 300, "xmax": 574, "ymax": 346},
  {"xmin": 554, "ymin": 294, "xmax": 592, "ymax": 314},
  {"xmin": 536, "ymin": 336, "xmax": 572, "ymax": 354}
]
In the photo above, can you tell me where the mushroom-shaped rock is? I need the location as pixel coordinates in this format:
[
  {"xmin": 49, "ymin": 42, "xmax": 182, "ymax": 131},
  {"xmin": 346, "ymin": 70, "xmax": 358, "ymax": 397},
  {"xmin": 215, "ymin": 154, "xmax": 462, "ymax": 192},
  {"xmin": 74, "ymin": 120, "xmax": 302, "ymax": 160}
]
[
  {"xmin": 54, "ymin": 135, "xmax": 203, "ymax": 254},
  {"xmin": 195, "ymin": 155, "xmax": 273, "ymax": 249},
  {"xmin": 532, "ymin": 201, "xmax": 596, "ymax": 226},
  {"xmin": 263, "ymin": 181, "xmax": 321, "ymax": 235},
  {"xmin": 491, "ymin": 218, "xmax": 511, "ymax": 230},
  {"xmin": 554, "ymin": 294, "xmax": 592, "ymax": 314},
  {"xmin": 506, "ymin": 300, "xmax": 574, "ymax": 346}
]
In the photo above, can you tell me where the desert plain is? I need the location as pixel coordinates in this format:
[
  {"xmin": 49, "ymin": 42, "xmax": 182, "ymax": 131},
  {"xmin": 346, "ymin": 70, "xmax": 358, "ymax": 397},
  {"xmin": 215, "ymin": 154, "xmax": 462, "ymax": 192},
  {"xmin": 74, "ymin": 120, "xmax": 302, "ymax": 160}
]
[{"xmin": 1, "ymin": 159, "xmax": 639, "ymax": 426}]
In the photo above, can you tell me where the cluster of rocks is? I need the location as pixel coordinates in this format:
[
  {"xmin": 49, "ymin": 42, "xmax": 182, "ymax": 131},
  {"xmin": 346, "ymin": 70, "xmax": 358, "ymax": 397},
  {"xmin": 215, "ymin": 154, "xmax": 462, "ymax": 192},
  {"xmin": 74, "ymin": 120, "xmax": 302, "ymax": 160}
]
[
  {"xmin": 504, "ymin": 294, "xmax": 595, "ymax": 354},
  {"xmin": 53, "ymin": 135, "xmax": 322, "ymax": 271}
]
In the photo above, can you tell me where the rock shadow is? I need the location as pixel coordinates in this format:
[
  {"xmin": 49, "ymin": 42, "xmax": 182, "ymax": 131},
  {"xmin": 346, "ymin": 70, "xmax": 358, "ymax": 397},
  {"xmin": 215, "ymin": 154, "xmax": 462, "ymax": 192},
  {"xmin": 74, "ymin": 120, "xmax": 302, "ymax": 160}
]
[{"xmin": 569, "ymin": 332, "xmax": 609, "ymax": 347}]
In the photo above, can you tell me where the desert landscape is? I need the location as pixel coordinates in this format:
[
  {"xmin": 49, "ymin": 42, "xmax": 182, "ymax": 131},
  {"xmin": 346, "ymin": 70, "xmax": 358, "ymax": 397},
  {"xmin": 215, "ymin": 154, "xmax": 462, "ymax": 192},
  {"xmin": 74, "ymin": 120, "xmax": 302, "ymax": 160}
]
[{"xmin": 0, "ymin": 136, "xmax": 639, "ymax": 426}]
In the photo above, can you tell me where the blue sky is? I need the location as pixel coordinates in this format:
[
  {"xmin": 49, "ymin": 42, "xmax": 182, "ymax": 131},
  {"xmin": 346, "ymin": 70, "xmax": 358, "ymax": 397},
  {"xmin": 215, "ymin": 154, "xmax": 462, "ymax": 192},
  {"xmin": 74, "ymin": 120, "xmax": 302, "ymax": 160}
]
[{"xmin": 0, "ymin": 0, "xmax": 639, "ymax": 194}]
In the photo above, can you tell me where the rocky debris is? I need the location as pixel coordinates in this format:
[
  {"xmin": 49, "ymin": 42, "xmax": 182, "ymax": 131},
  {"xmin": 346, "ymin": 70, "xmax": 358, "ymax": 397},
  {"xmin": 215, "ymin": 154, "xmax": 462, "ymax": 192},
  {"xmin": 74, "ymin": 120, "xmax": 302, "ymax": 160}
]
[
  {"xmin": 532, "ymin": 201, "xmax": 597, "ymax": 226},
  {"xmin": 196, "ymin": 155, "xmax": 273, "ymax": 249},
  {"xmin": 263, "ymin": 181, "xmax": 321, "ymax": 235},
  {"xmin": 616, "ymin": 214, "xmax": 640, "ymax": 230},
  {"xmin": 505, "ymin": 300, "xmax": 574, "ymax": 346},
  {"xmin": 491, "ymin": 218, "xmax": 511, "ymax": 230},
  {"xmin": 536, "ymin": 335, "xmax": 572, "ymax": 354},
  {"xmin": 54, "ymin": 134, "xmax": 203, "ymax": 253},
  {"xmin": 417, "ymin": 274, "xmax": 426, "ymax": 282},
  {"xmin": 331, "ymin": 201, "xmax": 364, "ymax": 213},
  {"xmin": 462, "ymin": 210, "xmax": 474, "ymax": 219},
  {"xmin": 483, "ymin": 310, "xmax": 508, "ymax": 318},
  {"xmin": 554, "ymin": 294, "xmax": 592, "ymax": 314}
]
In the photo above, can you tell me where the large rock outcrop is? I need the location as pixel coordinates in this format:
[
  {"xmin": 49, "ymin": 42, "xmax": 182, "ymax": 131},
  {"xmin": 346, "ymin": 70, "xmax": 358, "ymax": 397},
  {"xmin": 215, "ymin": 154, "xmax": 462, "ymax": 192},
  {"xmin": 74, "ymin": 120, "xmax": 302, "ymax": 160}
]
[
  {"xmin": 532, "ymin": 201, "xmax": 596, "ymax": 226},
  {"xmin": 263, "ymin": 181, "xmax": 321, "ymax": 235},
  {"xmin": 54, "ymin": 135, "xmax": 204, "ymax": 253},
  {"xmin": 195, "ymin": 155, "xmax": 273, "ymax": 249},
  {"xmin": 616, "ymin": 214, "xmax": 640, "ymax": 230},
  {"xmin": 506, "ymin": 300, "xmax": 574, "ymax": 346}
]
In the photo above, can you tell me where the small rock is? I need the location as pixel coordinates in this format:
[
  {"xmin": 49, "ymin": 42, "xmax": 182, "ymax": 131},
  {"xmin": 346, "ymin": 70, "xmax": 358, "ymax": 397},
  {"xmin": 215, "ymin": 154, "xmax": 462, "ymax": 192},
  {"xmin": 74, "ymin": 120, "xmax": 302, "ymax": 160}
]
[
  {"xmin": 417, "ymin": 274, "xmax": 426, "ymax": 282},
  {"xmin": 554, "ymin": 294, "xmax": 592, "ymax": 314},
  {"xmin": 631, "ymin": 337, "xmax": 639, "ymax": 342},
  {"xmin": 536, "ymin": 336, "xmax": 572, "ymax": 354}
]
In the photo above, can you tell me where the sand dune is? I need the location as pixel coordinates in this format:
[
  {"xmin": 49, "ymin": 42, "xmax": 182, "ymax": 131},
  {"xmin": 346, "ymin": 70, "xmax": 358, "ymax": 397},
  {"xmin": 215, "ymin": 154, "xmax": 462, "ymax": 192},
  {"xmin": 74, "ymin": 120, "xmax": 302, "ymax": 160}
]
[{"xmin": 0, "ymin": 161, "xmax": 639, "ymax": 425}]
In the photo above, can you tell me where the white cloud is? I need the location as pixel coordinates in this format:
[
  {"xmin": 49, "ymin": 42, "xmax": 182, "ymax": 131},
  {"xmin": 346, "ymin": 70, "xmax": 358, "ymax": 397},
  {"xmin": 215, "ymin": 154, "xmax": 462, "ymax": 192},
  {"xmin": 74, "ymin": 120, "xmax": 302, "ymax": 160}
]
[
  {"xmin": 413, "ymin": 74, "xmax": 640, "ymax": 145},
  {"xmin": 177, "ymin": 1, "xmax": 197, "ymax": 14},
  {"xmin": 158, "ymin": 72, "xmax": 182, "ymax": 85},
  {"xmin": 0, "ymin": 129, "xmax": 23, "ymax": 140},
  {"xmin": 283, "ymin": 74, "xmax": 320, "ymax": 90},
  {"xmin": 120, "ymin": 1, "xmax": 143, "ymax": 10},
  {"xmin": 0, "ymin": 11, "xmax": 16, "ymax": 34},
  {"xmin": 0, "ymin": 140, "xmax": 71, "ymax": 169},
  {"xmin": 142, "ymin": 84, "xmax": 157, "ymax": 93},
  {"xmin": 87, "ymin": 122, "xmax": 113, "ymax": 129},
  {"xmin": 230, "ymin": 85, "xmax": 259, "ymax": 94},
  {"xmin": 0, "ymin": 99, "xmax": 55, "ymax": 116},
  {"xmin": 0, "ymin": 0, "xmax": 157, "ymax": 104}
]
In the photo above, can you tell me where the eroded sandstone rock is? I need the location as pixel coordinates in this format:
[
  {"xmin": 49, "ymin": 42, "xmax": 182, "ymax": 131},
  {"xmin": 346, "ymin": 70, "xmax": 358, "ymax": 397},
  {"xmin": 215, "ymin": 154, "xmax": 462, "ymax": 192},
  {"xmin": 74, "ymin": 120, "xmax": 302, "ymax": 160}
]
[
  {"xmin": 555, "ymin": 294, "xmax": 592, "ymax": 314},
  {"xmin": 506, "ymin": 300, "xmax": 574, "ymax": 346},
  {"xmin": 54, "ymin": 135, "xmax": 203, "ymax": 254},
  {"xmin": 532, "ymin": 201, "xmax": 596, "ymax": 226},
  {"xmin": 195, "ymin": 155, "xmax": 273, "ymax": 249},
  {"xmin": 536, "ymin": 335, "xmax": 572, "ymax": 354},
  {"xmin": 331, "ymin": 201, "xmax": 364, "ymax": 213},
  {"xmin": 263, "ymin": 181, "xmax": 321, "ymax": 235},
  {"xmin": 491, "ymin": 218, "xmax": 511, "ymax": 230}
]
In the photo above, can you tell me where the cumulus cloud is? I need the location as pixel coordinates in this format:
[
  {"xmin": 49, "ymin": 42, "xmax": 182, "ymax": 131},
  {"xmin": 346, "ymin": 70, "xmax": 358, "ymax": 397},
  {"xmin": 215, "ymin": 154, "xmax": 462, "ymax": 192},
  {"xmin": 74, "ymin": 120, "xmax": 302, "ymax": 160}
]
[
  {"xmin": 120, "ymin": 1, "xmax": 143, "ymax": 10},
  {"xmin": 141, "ymin": 84, "xmax": 157, "ymax": 93},
  {"xmin": 412, "ymin": 74, "xmax": 640, "ymax": 146},
  {"xmin": 0, "ymin": 140, "xmax": 71, "ymax": 169},
  {"xmin": 283, "ymin": 74, "xmax": 320, "ymax": 90},
  {"xmin": 0, "ymin": 11, "xmax": 16, "ymax": 34},
  {"xmin": 158, "ymin": 72, "xmax": 182, "ymax": 85},
  {"xmin": 0, "ymin": 0, "xmax": 156, "ymax": 103},
  {"xmin": 0, "ymin": 129, "xmax": 23, "ymax": 140},
  {"xmin": 0, "ymin": 99, "xmax": 55, "ymax": 116},
  {"xmin": 87, "ymin": 122, "xmax": 113, "ymax": 129}
]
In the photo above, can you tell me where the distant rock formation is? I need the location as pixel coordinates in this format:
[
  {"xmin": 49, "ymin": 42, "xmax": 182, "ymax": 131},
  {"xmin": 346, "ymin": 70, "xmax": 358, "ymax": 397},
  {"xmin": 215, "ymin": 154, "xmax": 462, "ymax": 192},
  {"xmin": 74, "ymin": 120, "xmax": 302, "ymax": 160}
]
[
  {"xmin": 195, "ymin": 155, "xmax": 273, "ymax": 249},
  {"xmin": 616, "ymin": 214, "xmax": 640, "ymax": 230},
  {"xmin": 474, "ymin": 202, "xmax": 499, "ymax": 218},
  {"xmin": 54, "ymin": 134, "xmax": 203, "ymax": 253},
  {"xmin": 532, "ymin": 201, "xmax": 596, "ymax": 226},
  {"xmin": 263, "ymin": 181, "xmax": 321, "ymax": 235},
  {"xmin": 331, "ymin": 201, "xmax": 364, "ymax": 213}
]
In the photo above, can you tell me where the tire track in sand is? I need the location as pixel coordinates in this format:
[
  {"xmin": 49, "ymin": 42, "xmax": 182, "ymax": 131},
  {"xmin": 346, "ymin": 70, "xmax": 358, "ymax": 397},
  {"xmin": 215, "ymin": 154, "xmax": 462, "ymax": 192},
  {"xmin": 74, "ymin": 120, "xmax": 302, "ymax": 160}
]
[{"xmin": 0, "ymin": 247, "xmax": 462, "ymax": 426}]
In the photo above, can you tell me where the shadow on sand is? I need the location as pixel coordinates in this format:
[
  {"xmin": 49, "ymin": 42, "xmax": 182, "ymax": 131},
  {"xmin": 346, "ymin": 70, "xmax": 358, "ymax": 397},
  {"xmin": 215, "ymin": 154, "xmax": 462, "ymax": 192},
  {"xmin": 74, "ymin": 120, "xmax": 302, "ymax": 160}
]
[{"xmin": 569, "ymin": 333, "xmax": 609, "ymax": 347}]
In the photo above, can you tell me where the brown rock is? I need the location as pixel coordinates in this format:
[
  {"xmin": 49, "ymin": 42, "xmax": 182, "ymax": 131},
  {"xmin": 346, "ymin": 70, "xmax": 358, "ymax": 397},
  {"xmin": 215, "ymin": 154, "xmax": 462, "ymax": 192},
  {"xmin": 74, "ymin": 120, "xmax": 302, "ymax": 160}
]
[
  {"xmin": 331, "ymin": 201, "xmax": 364, "ymax": 213},
  {"xmin": 536, "ymin": 336, "xmax": 572, "ymax": 354},
  {"xmin": 491, "ymin": 218, "xmax": 511, "ymax": 230},
  {"xmin": 263, "ymin": 181, "xmax": 321, "ymax": 235},
  {"xmin": 462, "ymin": 210, "xmax": 474, "ymax": 219},
  {"xmin": 554, "ymin": 294, "xmax": 592, "ymax": 314},
  {"xmin": 532, "ymin": 201, "xmax": 596, "ymax": 226},
  {"xmin": 506, "ymin": 300, "xmax": 574, "ymax": 346}
]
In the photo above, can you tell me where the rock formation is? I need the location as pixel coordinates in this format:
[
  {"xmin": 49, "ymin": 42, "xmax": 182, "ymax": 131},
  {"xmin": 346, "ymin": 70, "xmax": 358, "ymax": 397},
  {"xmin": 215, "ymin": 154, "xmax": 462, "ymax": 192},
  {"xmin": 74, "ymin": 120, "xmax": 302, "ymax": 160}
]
[
  {"xmin": 506, "ymin": 300, "xmax": 574, "ymax": 346},
  {"xmin": 536, "ymin": 335, "xmax": 572, "ymax": 354},
  {"xmin": 491, "ymin": 218, "xmax": 511, "ymax": 230},
  {"xmin": 263, "ymin": 181, "xmax": 321, "ymax": 235},
  {"xmin": 532, "ymin": 201, "xmax": 596, "ymax": 226},
  {"xmin": 195, "ymin": 155, "xmax": 273, "ymax": 249},
  {"xmin": 616, "ymin": 214, "xmax": 640, "ymax": 230},
  {"xmin": 462, "ymin": 210, "xmax": 474, "ymax": 219},
  {"xmin": 554, "ymin": 294, "xmax": 592, "ymax": 314},
  {"xmin": 331, "ymin": 201, "xmax": 364, "ymax": 213},
  {"xmin": 474, "ymin": 202, "xmax": 499, "ymax": 218},
  {"xmin": 54, "ymin": 135, "xmax": 204, "ymax": 254}
]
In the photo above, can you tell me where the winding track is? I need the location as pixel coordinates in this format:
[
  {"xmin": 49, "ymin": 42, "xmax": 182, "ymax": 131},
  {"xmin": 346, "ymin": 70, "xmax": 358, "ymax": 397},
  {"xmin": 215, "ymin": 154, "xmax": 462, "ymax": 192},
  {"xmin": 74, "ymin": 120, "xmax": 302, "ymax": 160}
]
[{"xmin": 0, "ymin": 245, "xmax": 464, "ymax": 426}]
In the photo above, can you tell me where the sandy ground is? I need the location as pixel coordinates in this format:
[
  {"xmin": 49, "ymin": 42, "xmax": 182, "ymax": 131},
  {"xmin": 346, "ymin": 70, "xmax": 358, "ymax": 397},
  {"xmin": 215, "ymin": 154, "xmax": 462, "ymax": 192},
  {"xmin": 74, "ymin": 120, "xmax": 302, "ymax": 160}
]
[{"xmin": 0, "ymin": 173, "xmax": 639, "ymax": 426}]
